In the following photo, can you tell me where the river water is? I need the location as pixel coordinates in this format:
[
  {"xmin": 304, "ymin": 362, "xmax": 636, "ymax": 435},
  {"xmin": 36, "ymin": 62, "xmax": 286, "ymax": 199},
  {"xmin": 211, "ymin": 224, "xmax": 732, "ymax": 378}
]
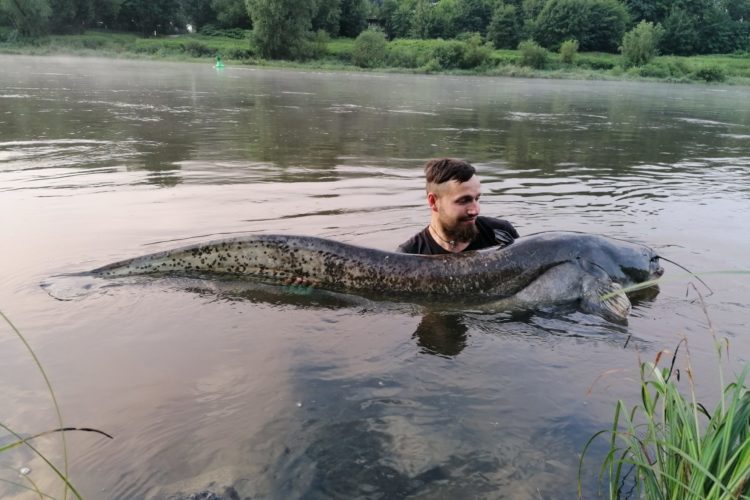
[{"xmin": 1, "ymin": 55, "xmax": 749, "ymax": 499}]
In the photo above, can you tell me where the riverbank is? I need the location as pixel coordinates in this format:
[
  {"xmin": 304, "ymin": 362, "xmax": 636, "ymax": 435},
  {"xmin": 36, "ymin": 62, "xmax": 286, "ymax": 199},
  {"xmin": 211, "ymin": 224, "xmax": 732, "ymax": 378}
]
[{"xmin": 1, "ymin": 29, "xmax": 749, "ymax": 86}]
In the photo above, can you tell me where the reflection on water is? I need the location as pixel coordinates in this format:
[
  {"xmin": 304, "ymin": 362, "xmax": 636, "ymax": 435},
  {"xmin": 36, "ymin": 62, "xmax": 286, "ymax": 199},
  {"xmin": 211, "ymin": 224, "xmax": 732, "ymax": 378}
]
[{"xmin": 1, "ymin": 55, "xmax": 749, "ymax": 499}]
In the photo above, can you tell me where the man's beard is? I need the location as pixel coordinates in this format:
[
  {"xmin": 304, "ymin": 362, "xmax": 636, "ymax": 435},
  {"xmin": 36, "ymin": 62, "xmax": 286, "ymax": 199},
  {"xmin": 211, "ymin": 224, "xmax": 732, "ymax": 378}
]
[{"xmin": 444, "ymin": 219, "xmax": 478, "ymax": 243}]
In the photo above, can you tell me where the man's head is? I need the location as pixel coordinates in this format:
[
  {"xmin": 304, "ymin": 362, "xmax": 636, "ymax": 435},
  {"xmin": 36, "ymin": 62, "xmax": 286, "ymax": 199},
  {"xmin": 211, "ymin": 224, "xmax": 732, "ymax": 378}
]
[{"xmin": 423, "ymin": 158, "xmax": 481, "ymax": 243}]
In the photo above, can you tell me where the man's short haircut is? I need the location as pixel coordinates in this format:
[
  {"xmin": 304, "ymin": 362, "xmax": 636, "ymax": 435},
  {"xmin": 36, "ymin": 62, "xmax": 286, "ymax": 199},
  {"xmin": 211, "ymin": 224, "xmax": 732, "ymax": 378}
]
[{"xmin": 424, "ymin": 158, "xmax": 476, "ymax": 187}]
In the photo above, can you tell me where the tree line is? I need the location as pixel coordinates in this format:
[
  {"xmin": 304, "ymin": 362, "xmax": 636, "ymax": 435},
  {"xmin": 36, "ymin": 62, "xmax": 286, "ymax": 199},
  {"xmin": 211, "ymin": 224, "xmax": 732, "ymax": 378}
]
[{"xmin": 1, "ymin": 0, "xmax": 748, "ymax": 57}]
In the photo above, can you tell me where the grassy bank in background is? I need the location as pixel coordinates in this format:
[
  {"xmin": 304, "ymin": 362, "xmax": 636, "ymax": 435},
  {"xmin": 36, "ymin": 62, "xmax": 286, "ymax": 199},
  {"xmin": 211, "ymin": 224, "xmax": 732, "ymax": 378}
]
[{"xmin": 0, "ymin": 28, "xmax": 749, "ymax": 85}]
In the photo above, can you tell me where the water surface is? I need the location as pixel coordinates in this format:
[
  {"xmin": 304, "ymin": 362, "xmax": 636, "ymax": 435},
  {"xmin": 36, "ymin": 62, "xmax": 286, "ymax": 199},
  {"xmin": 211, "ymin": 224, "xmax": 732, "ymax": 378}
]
[{"xmin": 1, "ymin": 55, "xmax": 749, "ymax": 499}]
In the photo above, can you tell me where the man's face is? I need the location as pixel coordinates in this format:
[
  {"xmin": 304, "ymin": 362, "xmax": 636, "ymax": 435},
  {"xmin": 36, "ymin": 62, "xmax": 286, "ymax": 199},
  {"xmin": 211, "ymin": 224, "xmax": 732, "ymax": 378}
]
[{"xmin": 429, "ymin": 175, "xmax": 481, "ymax": 241}]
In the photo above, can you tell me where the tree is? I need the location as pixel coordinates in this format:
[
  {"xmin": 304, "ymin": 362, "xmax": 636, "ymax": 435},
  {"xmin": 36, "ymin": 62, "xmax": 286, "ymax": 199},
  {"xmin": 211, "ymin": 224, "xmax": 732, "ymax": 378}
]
[
  {"xmin": 115, "ymin": 0, "xmax": 183, "ymax": 34},
  {"xmin": 339, "ymin": 0, "xmax": 368, "ymax": 37},
  {"xmin": 453, "ymin": 0, "xmax": 494, "ymax": 35},
  {"xmin": 487, "ymin": 2, "xmax": 521, "ymax": 49},
  {"xmin": 381, "ymin": 0, "xmax": 413, "ymax": 39},
  {"xmin": 621, "ymin": 0, "xmax": 670, "ymax": 23},
  {"xmin": 410, "ymin": 0, "xmax": 433, "ymax": 38},
  {"xmin": 431, "ymin": 0, "xmax": 460, "ymax": 39},
  {"xmin": 659, "ymin": 8, "xmax": 698, "ymax": 55},
  {"xmin": 312, "ymin": 0, "xmax": 341, "ymax": 36},
  {"xmin": 245, "ymin": 0, "xmax": 316, "ymax": 58},
  {"xmin": 212, "ymin": 0, "xmax": 251, "ymax": 28},
  {"xmin": 0, "ymin": 0, "xmax": 52, "ymax": 36},
  {"xmin": 534, "ymin": 0, "xmax": 629, "ymax": 52},
  {"xmin": 92, "ymin": 0, "xmax": 124, "ymax": 28},
  {"xmin": 180, "ymin": 0, "xmax": 216, "ymax": 30},
  {"xmin": 725, "ymin": 0, "xmax": 750, "ymax": 22},
  {"xmin": 48, "ymin": 0, "xmax": 95, "ymax": 33},
  {"xmin": 620, "ymin": 20, "xmax": 663, "ymax": 66}
]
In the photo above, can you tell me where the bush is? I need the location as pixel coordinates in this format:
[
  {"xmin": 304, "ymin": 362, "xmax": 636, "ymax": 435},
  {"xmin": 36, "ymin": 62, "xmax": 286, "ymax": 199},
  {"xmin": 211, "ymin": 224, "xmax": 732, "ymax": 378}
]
[
  {"xmin": 224, "ymin": 47, "xmax": 254, "ymax": 60},
  {"xmin": 198, "ymin": 25, "xmax": 247, "ymax": 39},
  {"xmin": 559, "ymin": 39, "xmax": 579, "ymax": 64},
  {"xmin": 693, "ymin": 65, "xmax": 727, "ymax": 82},
  {"xmin": 620, "ymin": 21, "xmax": 664, "ymax": 67},
  {"xmin": 431, "ymin": 40, "xmax": 466, "ymax": 69},
  {"xmin": 306, "ymin": 29, "xmax": 330, "ymax": 59},
  {"xmin": 386, "ymin": 41, "xmax": 430, "ymax": 68},
  {"xmin": 352, "ymin": 29, "xmax": 387, "ymax": 68},
  {"xmin": 638, "ymin": 62, "xmax": 669, "ymax": 78},
  {"xmin": 181, "ymin": 41, "xmax": 213, "ymax": 57},
  {"xmin": 576, "ymin": 55, "xmax": 616, "ymax": 69},
  {"xmin": 534, "ymin": 0, "xmax": 629, "ymax": 52},
  {"xmin": 462, "ymin": 33, "xmax": 493, "ymax": 69},
  {"xmin": 518, "ymin": 39, "xmax": 548, "ymax": 69}
]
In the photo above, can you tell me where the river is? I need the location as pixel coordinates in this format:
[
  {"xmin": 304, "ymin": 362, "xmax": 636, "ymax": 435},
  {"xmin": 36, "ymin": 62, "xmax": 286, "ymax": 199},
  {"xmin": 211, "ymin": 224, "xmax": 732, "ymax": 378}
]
[{"xmin": 1, "ymin": 54, "xmax": 749, "ymax": 499}]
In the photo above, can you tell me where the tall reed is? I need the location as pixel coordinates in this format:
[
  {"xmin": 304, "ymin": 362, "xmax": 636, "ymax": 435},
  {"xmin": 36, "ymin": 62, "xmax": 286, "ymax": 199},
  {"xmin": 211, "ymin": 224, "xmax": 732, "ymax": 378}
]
[{"xmin": 579, "ymin": 295, "xmax": 750, "ymax": 499}]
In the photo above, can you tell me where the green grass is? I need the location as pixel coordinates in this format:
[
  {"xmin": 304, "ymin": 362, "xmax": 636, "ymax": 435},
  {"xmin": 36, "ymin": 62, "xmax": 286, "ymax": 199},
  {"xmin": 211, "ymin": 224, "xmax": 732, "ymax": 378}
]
[{"xmin": 579, "ymin": 301, "xmax": 750, "ymax": 499}]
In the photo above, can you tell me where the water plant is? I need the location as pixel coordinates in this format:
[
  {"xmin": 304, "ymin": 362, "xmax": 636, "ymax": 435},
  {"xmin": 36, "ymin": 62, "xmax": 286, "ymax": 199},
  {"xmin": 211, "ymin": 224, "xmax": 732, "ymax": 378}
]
[
  {"xmin": 579, "ymin": 294, "xmax": 750, "ymax": 499},
  {"xmin": 0, "ymin": 310, "xmax": 112, "ymax": 499}
]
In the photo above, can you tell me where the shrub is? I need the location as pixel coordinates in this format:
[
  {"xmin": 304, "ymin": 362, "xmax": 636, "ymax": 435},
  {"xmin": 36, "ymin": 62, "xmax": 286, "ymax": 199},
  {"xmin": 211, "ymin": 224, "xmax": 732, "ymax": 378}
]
[
  {"xmin": 462, "ymin": 33, "xmax": 493, "ymax": 69},
  {"xmin": 638, "ymin": 62, "xmax": 669, "ymax": 78},
  {"xmin": 307, "ymin": 29, "xmax": 330, "ymax": 59},
  {"xmin": 534, "ymin": 0, "xmax": 629, "ymax": 52},
  {"xmin": 693, "ymin": 65, "xmax": 727, "ymax": 82},
  {"xmin": 352, "ymin": 28, "xmax": 387, "ymax": 68},
  {"xmin": 559, "ymin": 39, "xmax": 579, "ymax": 64},
  {"xmin": 620, "ymin": 21, "xmax": 664, "ymax": 67},
  {"xmin": 224, "ymin": 47, "xmax": 254, "ymax": 60},
  {"xmin": 181, "ymin": 40, "xmax": 213, "ymax": 57},
  {"xmin": 518, "ymin": 39, "xmax": 548, "ymax": 69},
  {"xmin": 431, "ymin": 40, "xmax": 466, "ymax": 69}
]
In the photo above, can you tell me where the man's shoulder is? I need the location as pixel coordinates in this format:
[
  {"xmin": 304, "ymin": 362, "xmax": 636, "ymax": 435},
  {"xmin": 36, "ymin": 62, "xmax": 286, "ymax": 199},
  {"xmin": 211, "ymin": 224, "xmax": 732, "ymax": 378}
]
[
  {"xmin": 476, "ymin": 216, "xmax": 519, "ymax": 237},
  {"xmin": 397, "ymin": 228, "xmax": 431, "ymax": 254}
]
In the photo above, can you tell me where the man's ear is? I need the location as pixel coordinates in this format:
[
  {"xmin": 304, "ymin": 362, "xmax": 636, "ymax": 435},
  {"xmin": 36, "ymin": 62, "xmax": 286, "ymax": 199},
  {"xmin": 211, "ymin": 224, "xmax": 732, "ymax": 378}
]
[{"xmin": 427, "ymin": 192, "xmax": 439, "ymax": 212}]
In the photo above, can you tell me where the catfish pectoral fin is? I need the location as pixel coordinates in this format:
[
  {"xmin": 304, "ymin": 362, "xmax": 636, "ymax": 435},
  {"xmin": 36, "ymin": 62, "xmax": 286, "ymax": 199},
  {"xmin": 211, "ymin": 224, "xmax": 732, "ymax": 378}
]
[{"xmin": 581, "ymin": 279, "xmax": 631, "ymax": 323}]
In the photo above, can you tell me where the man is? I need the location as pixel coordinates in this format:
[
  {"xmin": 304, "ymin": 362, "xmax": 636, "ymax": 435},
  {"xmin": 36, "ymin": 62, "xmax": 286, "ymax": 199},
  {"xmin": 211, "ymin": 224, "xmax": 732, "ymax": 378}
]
[{"xmin": 397, "ymin": 158, "xmax": 518, "ymax": 255}]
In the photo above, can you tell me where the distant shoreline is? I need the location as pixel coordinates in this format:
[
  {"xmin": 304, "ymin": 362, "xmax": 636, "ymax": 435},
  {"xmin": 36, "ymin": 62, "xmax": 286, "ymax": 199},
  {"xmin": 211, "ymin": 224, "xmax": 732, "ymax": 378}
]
[{"xmin": 1, "ymin": 30, "xmax": 748, "ymax": 86}]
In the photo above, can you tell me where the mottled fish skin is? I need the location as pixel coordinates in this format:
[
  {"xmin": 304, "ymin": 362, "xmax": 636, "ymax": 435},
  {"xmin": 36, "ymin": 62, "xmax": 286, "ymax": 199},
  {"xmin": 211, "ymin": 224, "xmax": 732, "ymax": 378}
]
[{"xmin": 90, "ymin": 232, "xmax": 663, "ymax": 306}]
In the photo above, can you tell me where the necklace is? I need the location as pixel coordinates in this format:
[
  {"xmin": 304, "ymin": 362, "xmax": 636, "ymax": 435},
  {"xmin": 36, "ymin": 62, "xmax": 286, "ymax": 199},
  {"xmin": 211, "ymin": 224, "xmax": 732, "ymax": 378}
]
[{"xmin": 429, "ymin": 225, "xmax": 457, "ymax": 248}]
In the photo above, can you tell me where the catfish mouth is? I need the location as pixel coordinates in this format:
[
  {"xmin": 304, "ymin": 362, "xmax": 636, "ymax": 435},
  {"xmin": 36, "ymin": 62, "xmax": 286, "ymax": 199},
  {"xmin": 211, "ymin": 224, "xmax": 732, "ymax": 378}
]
[{"xmin": 651, "ymin": 256, "xmax": 665, "ymax": 279}]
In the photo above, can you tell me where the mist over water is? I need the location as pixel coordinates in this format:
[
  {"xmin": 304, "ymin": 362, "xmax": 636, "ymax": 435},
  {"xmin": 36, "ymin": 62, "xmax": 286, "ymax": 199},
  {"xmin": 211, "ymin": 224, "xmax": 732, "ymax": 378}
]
[{"xmin": 1, "ymin": 55, "xmax": 749, "ymax": 499}]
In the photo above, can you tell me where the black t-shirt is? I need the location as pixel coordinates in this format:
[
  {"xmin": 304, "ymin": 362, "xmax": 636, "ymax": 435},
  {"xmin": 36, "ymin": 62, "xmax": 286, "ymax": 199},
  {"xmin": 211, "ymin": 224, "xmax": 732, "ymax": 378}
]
[{"xmin": 396, "ymin": 216, "xmax": 519, "ymax": 255}]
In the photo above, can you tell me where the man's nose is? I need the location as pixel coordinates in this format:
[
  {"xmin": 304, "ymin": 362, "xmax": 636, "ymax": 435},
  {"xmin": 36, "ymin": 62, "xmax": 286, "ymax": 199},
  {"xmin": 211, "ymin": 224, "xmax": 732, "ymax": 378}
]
[{"xmin": 467, "ymin": 201, "xmax": 479, "ymax": 215}]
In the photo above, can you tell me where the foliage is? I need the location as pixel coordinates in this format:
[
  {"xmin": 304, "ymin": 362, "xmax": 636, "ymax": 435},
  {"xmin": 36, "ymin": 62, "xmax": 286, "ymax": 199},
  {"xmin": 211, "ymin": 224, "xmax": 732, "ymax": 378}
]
[
  {"xmin": 461, "ymin": 32, "xmax": 492, "ymax": 68},
  {"xmin": 580, "ymin": 337, "xmax": 750, "ymax": 499},
  {"xmin": 199, "ymin": 23, "xmax": 246, "ymax": 38},
  {"xmin": 488, "ymin": 2, "xmax": 522, "ymax": 49},
  {"xmin": 517, "ymin": 39, "xmax": 547, "ymax": 68},
  {"xmin": 452, "ymin": 0, "xmax": 495, "ymax": 36},
  {"xmin": 534, "ymin": 0, "xmax": 629, "ymax": 52},
  {"xmin": 245, "ymin": 0, "xmax": 315, "ymax": 59},
  {"xmin": 660, "ymin": 8, "xmax": 700, "ymax": 56},
  {"xmin": 559, "ymin": 38, "xmax": 578, "ymax": 63},
  {"xmin": 312, "ymin": 0, "xmax": 340, "ymax": 36},
  {"xmin": 352, "ymin": 27, "xmax": 386, "ymax": 67},
  {"xmin": 211, "ymin": 0, "xmax": 250, "ymax": 28},
  {"xmin": 338, "ymin": 0, "xmax": 368, "ymax": 38},
  {"xmin": 693, "ymin": 64, "xmax": 727, "ymax": 82},
  {"xmin": 0, "ymin": 0, "xmax": 52, "ymax": 36},
  {"xmin": 620, "ymin": 20, "xmax": 664, "ymax": 67},
  {"xmin": 116, "ymin": 0, "xmax": 183, "ymax": 35}
]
